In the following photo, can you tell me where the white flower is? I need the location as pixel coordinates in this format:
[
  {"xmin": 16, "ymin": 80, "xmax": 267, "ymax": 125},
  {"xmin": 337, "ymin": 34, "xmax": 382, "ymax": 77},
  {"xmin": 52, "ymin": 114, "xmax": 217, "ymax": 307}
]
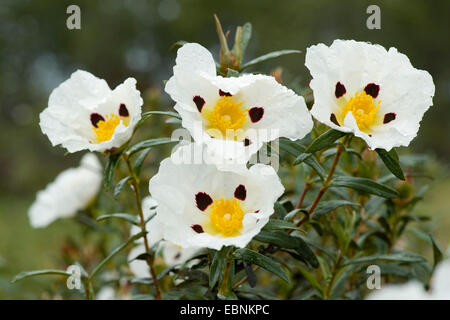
[
  {"xmin": 367, "ymin": 259, "xmax": 450, "ymax": 300},
  {"xmin": 40, "ymin": 70, "xmax": 143, "ymax": 153},
  {"xmin": 305, "ymin": 39, "xmax": 434, "ymax": 151},
  {"xmin": 28, "ymin": 153, "xmax": 102, "ymax": 228},
  {"xmin": 148, "ymin": 143, "xmax": 284, "ymax": 250},
  {"xmin": 128, "ymin": 197, "xmax": 198, "ymax": 278},
  {"xmin": 165, "ymin": 43, "xmax": 313, "ymax": 163}
]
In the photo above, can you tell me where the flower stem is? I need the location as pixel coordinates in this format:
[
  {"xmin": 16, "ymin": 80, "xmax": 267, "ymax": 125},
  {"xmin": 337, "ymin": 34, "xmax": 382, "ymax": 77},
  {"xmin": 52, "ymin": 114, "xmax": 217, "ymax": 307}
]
[
  {"xmin": 296, "ymin": 136, "xmax": 348, "ymax": 227},
  {"xmin": 123, "ymin": 154, "xmax": 162, "ymax": 300}
]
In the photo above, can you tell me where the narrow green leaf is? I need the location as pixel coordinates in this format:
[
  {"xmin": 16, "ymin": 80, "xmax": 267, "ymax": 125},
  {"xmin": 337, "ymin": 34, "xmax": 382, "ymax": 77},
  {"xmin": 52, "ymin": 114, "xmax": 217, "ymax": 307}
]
[
  {"xmin": 114, "ymin": 176, "xmax": 132, "ymax": 198},
  {"xmin": 429, "ymin": 234, "xmax": 443, "ymax": 268},
  {"xmin": 12, "ymin": 270, "xmax": 71, "ymax": 283},
  {"xmin": 298, "ymin": 267, "xmax": 323, "ymax": 295},
  {"xmin": 262, "ymin": 219, "xmax": 301, "ymax": 231},
  {"xmin": 294, "ymin": 153, "xmax": 326, "ymax": 180},
  {"xmin": 125, "ymin": 138, "xmax": 177, "ymax": 156},
  {"xmin": 137, "ymin": 111, "xmax": 181, "ymax": 128},
  {"xmin": 104, "ymin": 153, "xmax": 121, "ymax": 190},
  {"xmin": 243, "ymin": 261, "xmax": 257, "ymax": 287},
  {"xmin": 305, "ymin": 129, "xmax": 347, "ymax": 154},
  {"xmin": 133, "ymin": 148, "xmax": 152, "ymax": 177},
  {"xmin": 255, "ymin": 231, "xmax": 318, "ymax": 268},
  {"xmin": 96, "ymin": 213, "xmax": 139, "ymax": 225},
  {"xmin": 233, "ymin": 248, "xmax": 289, "ymax": 283},
  {"xmin": 240, "ymin": 49, "xmax": 301, "ymax": 70},
  {"xmin": 209, "ymin": 247, "xmax": 232, "ymax": 289},
  {"xmin": 274, "ymin": 201, "xmax": 288, "ymax": 219},
  {"xmin": 344, "ymin": 252, "xmax": 426, "ymax": 266},
  {"xmin": 312, "ymin": 200, "xmax": 360, "ymax": 219},
  {"xmin": 331, "ymin": 176, "xmax": 399, "ymax": 198},
  {"xmin": 376, "ymin": 148, "xmax": 405, "ymax": 180},
  {"xmin": 278, "ymin": 139, "xmax": 306, "ymax": 157},
  {"xmin": 88, "ymin": 231, "xmax": 146, "ymax": 282}
]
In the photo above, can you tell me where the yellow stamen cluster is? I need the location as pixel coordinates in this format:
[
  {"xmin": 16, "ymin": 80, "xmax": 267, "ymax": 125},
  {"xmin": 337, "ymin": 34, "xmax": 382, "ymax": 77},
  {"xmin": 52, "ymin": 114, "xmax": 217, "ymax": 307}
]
[
  {"xmin": 204, "ymin": 96, "xmax": 247, "ymax": 139},
  {"xmin": 340, "ymin": 91, "xmax": 381, "ymax": 133},
  {"xmin": 93, "ymin": 114, "xmax": 120, "ymax": 143},
  {"xmin": 209, "ymin": 198, "xmax": 244, "ymax": 237}
]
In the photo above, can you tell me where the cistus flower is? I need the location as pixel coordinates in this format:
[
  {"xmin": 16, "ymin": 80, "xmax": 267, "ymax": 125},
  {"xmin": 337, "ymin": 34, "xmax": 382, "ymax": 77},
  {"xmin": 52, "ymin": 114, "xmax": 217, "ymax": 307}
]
[
  {"xmin": 40, "ymin": 70, "xmax": 143, "ymax": 153},
  {"xmin": 165, "ymin": 43, "xmax": 313, "ymax": 163},
  {"xmin": 148, "ymin": 143, "xmax": 284, "ymax": 250},
  {"xmin": 367, "ymin": 259, "xmax": 450, "ymax": 300},
  {"xmin": 305, "ymin": 40, "xmax": 435, "ymax": 151},
  {"xmin": 128, "ymin": 197, "xmax": 198, "ymax": 278},
  {"xmin": 28, "ymin": 154, "xmax": 102, "ymax": 228}
]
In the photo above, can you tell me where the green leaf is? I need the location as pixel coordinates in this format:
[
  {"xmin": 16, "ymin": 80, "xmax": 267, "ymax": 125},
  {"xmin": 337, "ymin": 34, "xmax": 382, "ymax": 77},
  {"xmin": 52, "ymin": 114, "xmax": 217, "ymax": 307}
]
[
  {"xmin": 262, "ymin": 219, "xmax": 301, "ymax": 231},
  {"xmin": 278, "ymin": 139, "xmax": 306, "ymax": 157},
  {"xmin": 298, "ymin": 267, "xmax": 323, "ymax": 295},
  {"xmin": 331, "ymin": 176, "xmax": 399, "ymax": 198},
  {"xmin": 125, "ymin": 138, "xmax": 177, "ymax": 156},
  {"xmin": 88, "ymin": 231, "xmax": 146, "ymax": 282},
  {"xmin": 344, "ymin": 252, "xmax": 426, "ymax": 266},
  {"xmin": 133, "ymin": 148, "xmax": 152, "ymax": 177},
  {"xmin": 12, "ymin": 269, "xmax": 71, "ymax": 283},
  {"xmin": 209, "ymin": 247, "xmax": 232, "ymax": 289},
  {"xmin": 255, "ymin": 231, "xmax": 318, "ymax": 268},
  {"xmin": 240, "ymin": 49, "xmax": 301, "ymax": 70},
  {"xmin": 114, "ymin": 176, "xmax": 132, "ymax": 198},
  {"xmin": 104, "ymin": 153, "xmax": 121, "ymax": 191},
  {"xmin": 233, "ymin": 248, "xmax": 289, "ymax": 283},
  {"xmin": 96, "ymin": 213, "xmax": 139, "ymax": 225},
  {"xmin": 312, "ymin": 200, "xmax": 360, "ymax": 219},
  {"xmin": 243, "ymin": 261, "xmax": 257, "ymax": 287},
  {"xmin": 305, "ymin": 129, "xmax": 347, "ymax": 154},
  {"xmin": 429, "ymin": 234, "xmax": 443, "ymax": 268},
  {"xmin": 274, "ymin": 201, "xmax": 288, "ymax": 219},
  {"xmin": 294, "ymin": 153, "xmax": 326, "ymax": 180},
  {"xmin": 137, "ymin": 111, "xmax": 181, "ymax": 128},
  {"xmin": 227, "ymin": 68, "xmax": 240, "ymax": 77},
  {"xmin": 376, "ymin": 148, "xmax": 405, "ymax": 180}
]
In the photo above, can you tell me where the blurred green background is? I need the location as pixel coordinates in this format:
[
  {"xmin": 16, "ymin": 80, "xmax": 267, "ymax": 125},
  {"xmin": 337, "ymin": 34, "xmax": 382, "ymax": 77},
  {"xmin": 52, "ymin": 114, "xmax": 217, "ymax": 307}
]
[{"xmin": 0, "ymin": 0, "xmax": 449, "ymax": 299}]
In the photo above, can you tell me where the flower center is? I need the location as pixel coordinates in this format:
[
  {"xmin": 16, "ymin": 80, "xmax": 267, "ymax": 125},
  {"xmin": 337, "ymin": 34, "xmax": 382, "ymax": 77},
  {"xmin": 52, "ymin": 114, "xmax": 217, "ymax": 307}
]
[
  {"xmin": 204, "ymin": 96, "xmax": 247, "ymax": 139},
  {"xmin": 209, "ymin": 198, "xmax": 244, "ymax": 237},
  {"xmin": 93, "ymin": 114, "xmax": 121, "ymax": 143},
  {"xmin": 340, "ymin": 91, "xmax": 381, "ymax": 133}
]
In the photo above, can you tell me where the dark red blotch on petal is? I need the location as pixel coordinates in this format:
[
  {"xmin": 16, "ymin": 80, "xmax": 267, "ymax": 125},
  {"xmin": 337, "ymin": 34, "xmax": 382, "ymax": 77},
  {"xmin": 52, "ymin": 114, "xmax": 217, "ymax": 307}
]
[
  {"xmin": 335, "ymin": 82, "xmax": 346, "ymax": 98},
  {"xmin": 90, "ymin": 113, "xmax": 105, "ymax": 128},
  {"xmin": 248, "ymin": 107, "xmax": 264, "ymax": 123},
  {"xmin": 234, "ymin": 184, "xmax": 247, "ymax": 201},
  {"xmin": 219, "ymin": 89, "xmax": 232, "ymax": 97},
  {"xmin": 243, "ymin": 138, "xmax": 251, "ymax": 146},
  {"xmin": 383, "ymin": 112, "xmax": 396, "ymax": 124},
  {"xmin": 191, "ymin": 224, "xmax": 204, "ymax": 233},
  {"xmin": 330, "ymin": 113, "xmax": 340, "ymax": 126},
  {"xmin": 364, "ymin": 83, "xmax": 380, "ymax": 98},
  {"xmin": 119, "ymin": 103, "xmax": 129, "ymax": 117},
  {"xmin": 195, "ymin": 192, "xmax": 213, "ymax": 211},
  {"xmin": 193, "ymin": 96, "xmax": 205, "ymax": 112}
]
